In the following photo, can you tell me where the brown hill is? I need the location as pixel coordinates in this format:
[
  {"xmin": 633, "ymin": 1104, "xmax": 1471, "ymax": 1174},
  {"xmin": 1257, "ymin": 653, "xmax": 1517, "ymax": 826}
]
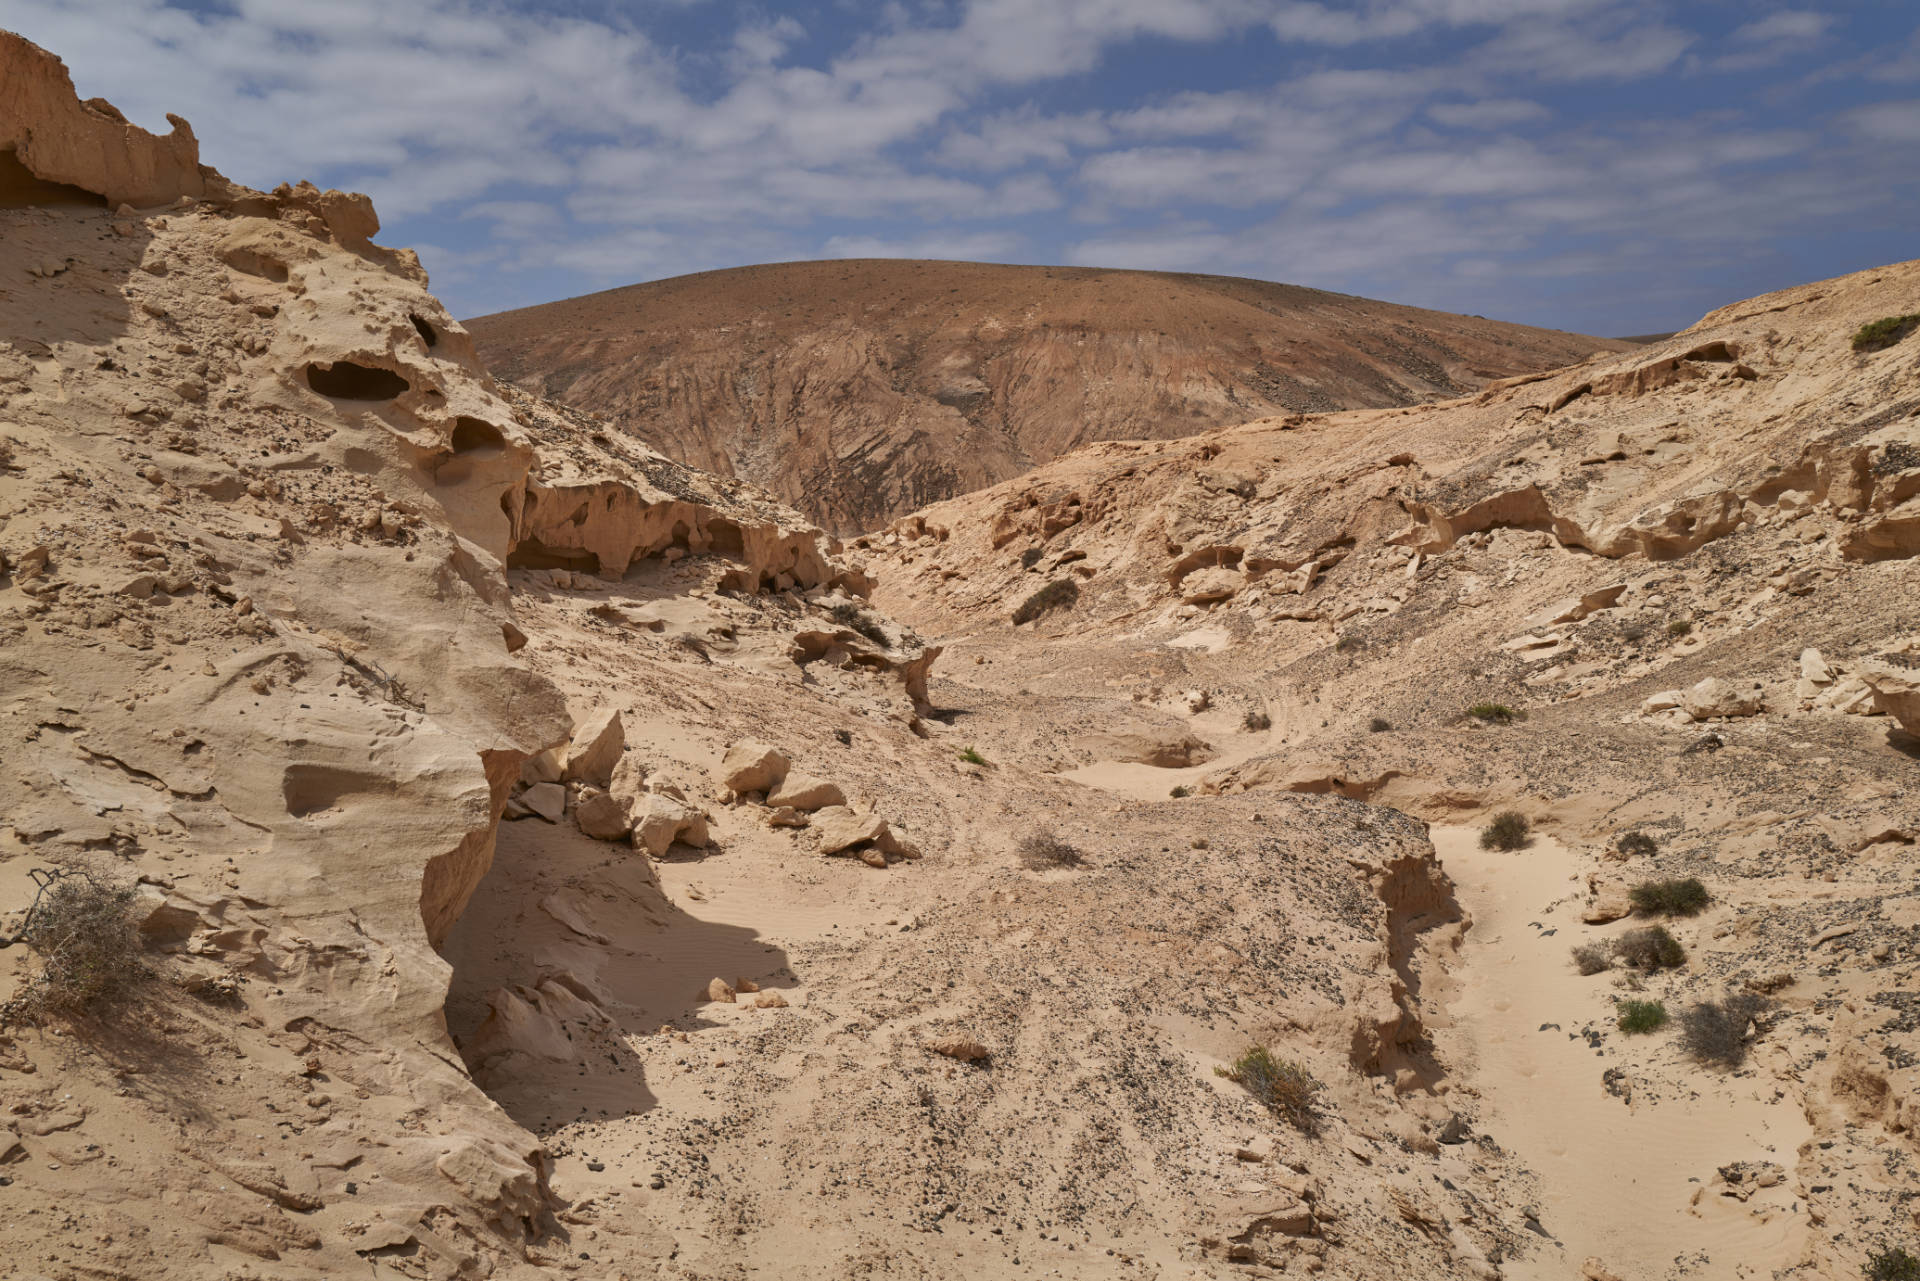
[{"xmin": 467, "ymin": 259, "xmax": 1628, "ymax": 532}]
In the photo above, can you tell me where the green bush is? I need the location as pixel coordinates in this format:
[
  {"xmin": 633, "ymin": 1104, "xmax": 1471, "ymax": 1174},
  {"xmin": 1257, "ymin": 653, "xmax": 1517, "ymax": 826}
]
[
  {"xmin": 1853, "ymin": 315, "xmax": 1920, "ymax": 353},
  {"xmin": 1334, "ymin": 632, "xmax": 1363, "ymax": 653},
  {"xmin": 1667, "ymin": 619, "xmax": 1693, "ymax": 638},
  {"xmin": 1169, "ymin": 785, "xmax": 1190, "ymax": 798},
  {"xmin": 1480, "ymin": 811, "xmax": 1531, "ymax": 850},
  {"xmin": 1616, "ymin": 831, "xmax": 1658, "ymax": 857},
  {"xmin": 1243, "ymin": 710, "xmax": 1271, "ymax": 731},
  {"xmin": 1369, "ymin": 717, "xmax": 1392, "ymax": 733},
  {"xmin": 1572, "ymin": 942, "xmax": 1614, "ymax": 975},
  {"xmin": 1, "ymin": 869, "xmax": 143, "ymax": 1024},
  {"xmin": 1630, "ymin": 877, "xmax": 1709, "ymax": 917},
  {"xmin": 1216, "ymin": 1046, "xmax": 1320, "ymax": 1133},
  {"xmin": 1866, "ymin": 1246, "xmax": 1920, "ymax": 1281},
  {"xmin": 1679, "ymin": 993, "xmax": 1768, "ymax": 1068},
  {"xmin": 1615, "ymin": 924, "xmax": 1686, "ymax": 972},
  {"xmin": 957, "ymin": 746, "xmax": 988, "ymax": 766},
  {"xmin": 1467, "ymin": 702, "xmax": 1520, "ymax": 725},
  {"xmin": 1012, "ymin": 578, "xmax": 1078, "ymax": 625},
  {"xmin": 1617, "ymin": 999, "xmax": 1668, "ymax": 1034}
]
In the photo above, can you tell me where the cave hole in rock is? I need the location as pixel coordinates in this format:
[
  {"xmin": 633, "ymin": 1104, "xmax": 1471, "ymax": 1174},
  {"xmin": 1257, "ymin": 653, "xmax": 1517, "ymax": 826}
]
[
  {"xmin": 0, "ymin": 148, "xmax": 107, "ymax": 208},
  {"xmin": 705, "ymin": 517, "xmax": 746, "ymax": 560},
  {"xmin": 306, "ymin": 360, "xmax": 410, "ymax": 400},
  {"xmin": 451, "ymin": 417, "xmax": 507, "ymax": 457},
  {"xmin": 221, "ymin": 246, "xmax": 289, "ymax": 282},
  {"xmin": 506, "ymin": 539, "xmax": 601, "ymax": 573},
  {"xmin": 410, "ymin": 314, "xmax": 439, "ymax": 348}
]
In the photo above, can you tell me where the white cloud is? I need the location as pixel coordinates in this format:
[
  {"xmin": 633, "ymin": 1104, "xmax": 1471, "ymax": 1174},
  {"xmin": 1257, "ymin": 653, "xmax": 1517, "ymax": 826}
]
[
  {"xmin": 1427, "ymin": 98, "xmax": 1551, "ymax": 128},
  {"xmin": 822, "ymin": 230, "xmax": 1026, "ymax": 260}
]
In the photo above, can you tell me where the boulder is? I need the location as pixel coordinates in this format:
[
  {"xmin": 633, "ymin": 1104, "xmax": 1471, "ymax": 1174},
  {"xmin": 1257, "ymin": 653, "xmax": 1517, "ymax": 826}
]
[
  {"xmin": 1858, "ymin": 653, "xmax": 1920, "ymax": 734},
  {"xmin": 1680, "ymin": 676, "xmax": 1763, "ymax": 720},
  {"xmin": 767, "ymin": 806, "xmax": 809, "ymax": 828},
  {"xmin": 1582, "ymin": 893, "xmax": 1632, "ymax": 924},
  {"xmin": 563, "ymin": 708, "xmax": 624, "ymax": 788},
  {"xmin": 1641, "ymin": 690, "xmax": 1683, "ymax": 713},
  {"xmin": 927, "ymin": 1039, "xmax": 990, "ymax": 1062},
  {"xmin": 705, "ymin": 978, "xmax": 736, "ymax": 1003},
  {"xmin": 814, "ymin": 805, "xmax": 890, "ymax": 856},
  {"xmin": 608, "ymin": 753, "xmax": 648, "ymax": 809},
  {"xmin": 573, "ymin": 789, "xmax": 632, "ymax": 841},
  {"xmin": 1180, "ymin": 565, "xmax": 1241, "ymax": 605},
  {"xmin": 721, "ymin": 739, "xmax": 789, "ymax": 796},
  {"xmin": 522, "ymin": 782, "xmax": 566, "ymax": 823},
  {"xmin": 520, "ymin": 747, "xmax": 564, "ymax": 785},
  {"xmin": 633, "ymin": 795, "xmax": 710, "ymax": 857},
  {"xmin": 766, "ymin": 771, "xmax": 846, "ymax": 812}
]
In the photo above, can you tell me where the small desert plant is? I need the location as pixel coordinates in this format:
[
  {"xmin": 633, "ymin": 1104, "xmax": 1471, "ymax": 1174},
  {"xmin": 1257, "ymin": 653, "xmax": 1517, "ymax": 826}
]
[
  {"xmin": 1169, "ymin": 785, "xmax": 1190, "ymax": 798},
  {"xmin": 1678, "ymin": 993, "xmax": 1769, "ymax": 1068},
  {"xmin": 1479, "ymin": 811, "xmax": 1531, "ymax": 851},
  {"xmin": 829, "ymin": 601, "xmax": 890, "ymax": 647},
  {"xmin": 1012, "ymin": 578, "xmax": 1078, "ymax": 625},
  {"xmin": 1467, "ymin": 702, "xmax": 1519, "ymax": 725},
  {"xmin": 1368, "ymin": 717, "xmax": 1392, "ymax": 733},
  {"xmin": 1866, "ymin": 1247, "xmax": 1920, "ymax": 1281},
  {"xmin": 957, "ymin": 746, "xmax": 988, "ymax": 766},
  {"xmin": 1244, "ymin": 710, "xmax": 1271, "ymax": 731},
  {"xmin": 1334, "ymin": 632, "xmax": 1363, "ymax": 653},
  {"xmin": 1616, "ymin": 831, "xmax": 1659, "ymax": 857},
  {"xmin": 1572, "ymin": 942, "xmax": 1615, "ymax": 975},
  {"xmin": 1017, "ymin": 832, "xmax": 1085, "ymax": 870},
  {"xmin": 1630, "ymin": 877, "xmax": 1709, "ymax": 917},
  {"xmin": 1216, "ymin": 1046, "xmax": 1320, "ymax": 1133},
  {"xmin": 1, "ymin": 869, "xmax": 143, "ymax": 1024},
  {"xmin": 1019, "ymin": 546, "xmax": 1044, "ymax": 569},
  {"xmin": 1615, "ymin": 924, "xmax": 1686, "ymax": 972},
  {"xmin": 1617, "ymin": 998, "xmax": 1669, "ymax": 1034},
  {"xmin": 1667, "ymin": 619, "xmax": 1693, "ymax": 638},
  {"xmin": 1853, "ymin": 314, "xmax": 1920, "ymax": 353}
]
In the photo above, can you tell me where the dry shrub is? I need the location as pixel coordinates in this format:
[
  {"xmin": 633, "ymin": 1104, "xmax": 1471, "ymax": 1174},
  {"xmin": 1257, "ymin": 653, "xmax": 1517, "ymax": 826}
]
[
  {"xmin": 1012, "ymin": 578, "xmax": 1078, "ymax": 625},
  {"xmin": 1678, "ymin": 993, "xmax": 1769, "ymax": 1068},
  {"xmin": 828, "ymin": 601, "xmax": 890, "ymax": 646},
  {"xmin": 1571, "ymin": 942, "xmax": 1614, "ymax": 975},
  {"xmin": 1866, "ymin": 1247, "xmax": 1920, "ymax": 1281},
  {"xmin": 1, "ymin": 869, "xmax": 143, "ymax": 1025},
  {"xmin": 1630, "ymin": 877, "xmax": 1709, "ymax": 916},
  {"xmin": 1480, "ymin": 812, "xmax": 1530, "ymax": 850},
  {"xmin": 1216, "ymin": 1046, "xmax": 1320, "ymax": 1133},
  {"xmin": 1018, "ymin": 832, "xmax": 1085, "ymax": 870},
  {"xmin": 1616, "ymin": 831, "xmax": 1658, "ymax": 857},
  {"xmin": 1615, "ymin": 924, "xmax": 1686, "ymax": 972},
  {"xmin": 1243, "ymin": 710, "xmax": 1272, "ymax": 731}
]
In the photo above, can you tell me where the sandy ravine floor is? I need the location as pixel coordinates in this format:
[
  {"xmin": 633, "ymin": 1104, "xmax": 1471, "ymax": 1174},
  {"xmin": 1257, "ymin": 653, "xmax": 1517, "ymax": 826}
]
[{"xmin": 1431, "ymin": 825, "xmax": 1810, "ymax": 1281}]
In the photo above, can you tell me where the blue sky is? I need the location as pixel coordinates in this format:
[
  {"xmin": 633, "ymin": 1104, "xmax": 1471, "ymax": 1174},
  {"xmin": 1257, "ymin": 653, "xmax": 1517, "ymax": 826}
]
[{"xmin": 3, "ymin": 0, "xmax": 1916, "ymax": 334}]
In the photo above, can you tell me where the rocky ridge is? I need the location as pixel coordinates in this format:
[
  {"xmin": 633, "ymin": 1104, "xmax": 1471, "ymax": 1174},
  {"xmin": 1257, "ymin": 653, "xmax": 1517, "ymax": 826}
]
[{"xmin": 467, "ymin": 258, "xmax": 1628, "ymax": 533}]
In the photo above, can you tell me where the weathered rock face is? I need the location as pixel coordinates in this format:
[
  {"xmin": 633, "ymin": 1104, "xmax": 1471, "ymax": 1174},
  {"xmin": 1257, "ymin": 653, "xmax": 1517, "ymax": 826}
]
[
  {"xmin": 468, "ymin": 259, "xmax": 1629, "ymax": 533},
  {"xmin": 0, "ymin": 29, "xmax": 876, "ymax": 1279},
  {"xmin": 0, "ymin": 33, "xmax": 207, "ymax": 208}
]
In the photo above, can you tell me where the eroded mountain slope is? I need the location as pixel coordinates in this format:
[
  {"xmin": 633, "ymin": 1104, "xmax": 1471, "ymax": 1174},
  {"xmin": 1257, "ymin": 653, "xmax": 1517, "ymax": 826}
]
[{"xmin": 467, "ymin": 259, "xmax": 1628, "ymax": 533}]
